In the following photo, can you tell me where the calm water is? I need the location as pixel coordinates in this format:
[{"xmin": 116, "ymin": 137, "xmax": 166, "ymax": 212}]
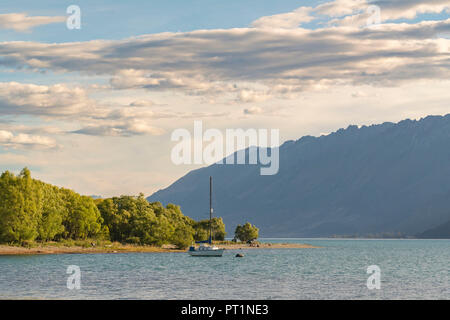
[{"xmin": 0, "ymin": 239, "xmax": 448, "ymax": 299}]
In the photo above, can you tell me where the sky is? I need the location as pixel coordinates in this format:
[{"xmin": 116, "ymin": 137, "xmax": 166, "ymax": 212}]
[{"xmin": 0, "ymin": 0, "xmax": 449, "ymax": 197}]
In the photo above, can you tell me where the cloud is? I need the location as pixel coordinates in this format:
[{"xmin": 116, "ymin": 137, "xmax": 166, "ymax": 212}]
[
  {"xmin": 1, "ymin": 124, "xmax": 64, "ymax": 135},
  {"xmin": 370, "ymin": 0, "xmax": 450, "ymax": 21},
  {"xmin": 0, "ymin": 13, "xmax": 65, "ymax": 32},
  {"xmin": 314, "ymin": 0, "xmax": 366, "ymax": 18},
  {"xmin": 249, "ymin": 0, "xmax": 450, "ymax": 29},
  {"xmin": 314, "ymin": 0, "xmax": 450, "ymax": 21},
  {"xmin": 129, "ymin": 100, "xmax": 155, "ymax": 107},
  {"xmin": 0, "ymin": 82, "xmax": 99, "ymax": 118},
  {"xmin": 315, "ymin": 0, "xmax": 450, "ymax": 27},
  {"xmin": 351, "ymin": 90, "xmax": 370, "ymax": 98},
  {"xmin": 0, "ymin": 129, "xmax": 58, "ymax": 149},
  {"xmin": 0, "ymin": 81, "xmax": 235, "ymax": 138},
  {"xmin": 108, "ymin": 69, "xmax": 235, "ymax": 98},
  {"xmin": 0, "ymin": 16, "xmax": 448, "ymax": 105},
  {"xmin": 0, "ymin": 82, "xmax": 167, "ymax": 137},
  {"xmin": 237, "ymin": 89, "xmax": 271, "ymax": 103},
  {"xmin": 0, "ymin": 1, "xmax": 449, "ymax": 137},
  {"xmin": 249, "ymin": 0, "xmax": 450, "ymax": 30},
  {"xmin": 250, "ymin": 1, "xmax": 450, "ymax": 29},
  {"xmin": 71, "ymin": 120, "xmax": 164, "ymax": 137},
  {"xmin": 251, "ymin": 7, "xmax": 314, "ymax": 29},
  {"xmin": 243, "ymin": 106, "xmax": 263, "ymax": 115}
]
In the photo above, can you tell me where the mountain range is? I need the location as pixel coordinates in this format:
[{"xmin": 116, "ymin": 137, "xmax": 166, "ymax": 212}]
[{"xmin": 148, "ymin": 114, "xmax": 450, "ymax": 238}]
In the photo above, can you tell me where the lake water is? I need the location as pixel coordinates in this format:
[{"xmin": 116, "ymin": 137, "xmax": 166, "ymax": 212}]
[{"xmin": 0, "ymin": 239, "xmax": 448, "ymax": 299}]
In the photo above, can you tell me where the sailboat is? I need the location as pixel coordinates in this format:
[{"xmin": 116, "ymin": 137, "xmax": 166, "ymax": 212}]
[{"xmin": 188, "ymin": 176, "xmax": 224, "ymax": 257}]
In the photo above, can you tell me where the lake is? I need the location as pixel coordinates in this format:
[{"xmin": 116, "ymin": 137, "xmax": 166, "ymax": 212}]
[{"xmin": 0, "ymin": 239, "xmax": 448, "ymax": 299}]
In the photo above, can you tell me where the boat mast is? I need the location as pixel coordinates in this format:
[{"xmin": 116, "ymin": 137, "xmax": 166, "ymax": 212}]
[{"xmin": 209, "ymin": 176, "xmax": 212, "ymax": 244}]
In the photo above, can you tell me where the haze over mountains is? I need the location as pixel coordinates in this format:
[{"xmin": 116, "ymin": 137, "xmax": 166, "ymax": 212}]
[{"xmin": 148, "ymin": 115, "xmax": 450, "ymax": 238}]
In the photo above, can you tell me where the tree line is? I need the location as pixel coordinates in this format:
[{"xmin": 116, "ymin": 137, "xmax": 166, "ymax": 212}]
[{"xmin": 0, "ymin": 168, "xmax": 228, "ymax": 249}]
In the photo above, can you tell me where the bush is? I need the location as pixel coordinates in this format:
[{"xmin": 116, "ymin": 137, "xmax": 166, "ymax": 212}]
[
  {"xmin": 21, "ymin": 240, "xmax": 34, "ymax": 248},
  {"xmin": 125, "ymin": 236, "xmax": 141, "ymax": 244},
  {"xmin": 235, "ymin": 222, "xmax": 259, "ymax": 242}
]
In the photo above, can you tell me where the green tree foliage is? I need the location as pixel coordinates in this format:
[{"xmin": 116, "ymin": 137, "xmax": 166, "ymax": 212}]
[
  {"xmin": 62, "ymin": 191, "xmax": 103, "ymax": 239},
  {"xmin": 0, "ymin": 168, "xmax": 104, "ymax": 243},
  {"xmin": 96, "ymin": 196, "xmax": 197, "ymax": 248},
  {"xmin": 0, "ymin": 168, "xmax": 225, "ymax": 248},
  {"xmin": 171, "ymin": 224, "xmax": 194, "ymax": 249},
  {"xmin": 193, "ymin": 217, "xmax": 226, "ymax": 241},
  {"xmin": 0, "ymin": 169, "xmax": 39, "ymax": 242},
  {"xmin": 234, "ymin": 222, "xmax": 259, "ymax": 242},
  {"xmin": 38, "ymin": 209, "xmax": 64, "ymax": 241}
]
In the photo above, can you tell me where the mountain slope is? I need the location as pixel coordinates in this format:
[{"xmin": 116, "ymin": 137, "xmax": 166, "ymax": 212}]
[
  {"xmin": 417, "ymin": 219, "xmax": 450, "ymax": 238},
  {"xmin": 148, "ymin": 114, "xmax": 450, "ymax": 237}
]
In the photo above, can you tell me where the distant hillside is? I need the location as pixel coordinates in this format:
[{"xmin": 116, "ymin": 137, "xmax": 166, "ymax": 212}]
[
  {"xmin": 148, "ymin": 114, "xmax": 450, "ymax": 237},
  {"xmin": 417, "ymin": 219, "xmax": 450, "ymax": 238}
]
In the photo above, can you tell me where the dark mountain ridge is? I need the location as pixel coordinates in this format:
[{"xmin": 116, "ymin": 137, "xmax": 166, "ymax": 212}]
[
  {"xmin": 148, "ymin": 114, "xmax": 450, "ymax": 237},
  {"xmin": 418, "ymin": 219, "xmax": 450, "ymax": 238}
]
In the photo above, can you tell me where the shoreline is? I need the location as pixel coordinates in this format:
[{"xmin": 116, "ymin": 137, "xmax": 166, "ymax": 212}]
[{"xmin": 0, "ymin": 242, "xmax": 319, "ymax": 256}]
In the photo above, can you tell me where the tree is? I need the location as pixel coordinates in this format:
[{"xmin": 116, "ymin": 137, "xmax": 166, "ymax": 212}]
[
  {"xmin": 193, "ymin": 217, "xmax": 226, "ymax": 241},
  {"xmin": 37, "ymin": 184, "xmax": 66, "ymax": 241},
  {"xmin": 96, "ymin": 196, "xmax": 197, "ymax": 246},
  {"xmin": 38, "ymin": 208, "xmax": 64, "ymax": 241},
  {"xmin": 62, "ymin": 191, "xmax": 103, "ymax": 239},
  {"xmin": 171, "ymin": 224, "xmax": 194, "ymax": 249},
  {"xmin": 0, "ymin": 169, "xmax": 40, "ymax": 243},
  {"xmin": 234, "ymin": 222, "xmax": 259, "ymax": 242},
  {"xmin": 0, "ymin": 168, "xmax": 225, "ymax": 247}
]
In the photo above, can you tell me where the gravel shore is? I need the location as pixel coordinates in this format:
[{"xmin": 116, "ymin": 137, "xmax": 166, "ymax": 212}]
[{"xmin": 0, "ymin": 242, "xmax": 319, "ymax": 255}]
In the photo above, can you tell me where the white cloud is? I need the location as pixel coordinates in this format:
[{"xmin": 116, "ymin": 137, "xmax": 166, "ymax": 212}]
[
  {"xmin": 351, "ymin": 90, "xmax": 368, "ymax": 98},
  {"xmin": 129, "ymin": 100, "xmax": 155, "ymax": 107},
  {"xmin": 315, "ymin": 0, "xmax": 367, "ymax": 18},
  {"xmin": 252, "ymin": 7, "xmax": 314, "ymax": 29},
  {"xmin": 1, "ymin": 18, "xmax": 448, "ymax": 104},
  {"xmin": 0, "ymin": 13, "xmax": 65, "ymax": 32},
  {"xmin": 250, "ymin": 1, "xmax": 450, "ymax": 29},
  {"xmin": 0, "ymin": 82, "xmax": 99, "ymax": 118},
  {"xmin": 237, "ymin": 89, "xmax": 271, "ymax": 103},
  {"xmin": 0, "ymin": 82, "xmax": 169, "ymax": 138},
  {"xmin": 243, "ymin": 106, "xmax": 263, "ymax": 115},
  {"xmin": 72, "ymin": 119, "xmax": 164, "ymax": 137},
  {"xmin": 1, "ymin": 2, "xmax": 448, "ymax": 106},
  {"xmin": 314, "ymin": 0, "xmax": 450, "ymax": 22},
  {"xmin": 0, "ymin": 130, "xmax": 58, "ymax": 149},
  {"xmin": 371, "ymin": 0, "xmax": 450, "ymax": 21}
]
